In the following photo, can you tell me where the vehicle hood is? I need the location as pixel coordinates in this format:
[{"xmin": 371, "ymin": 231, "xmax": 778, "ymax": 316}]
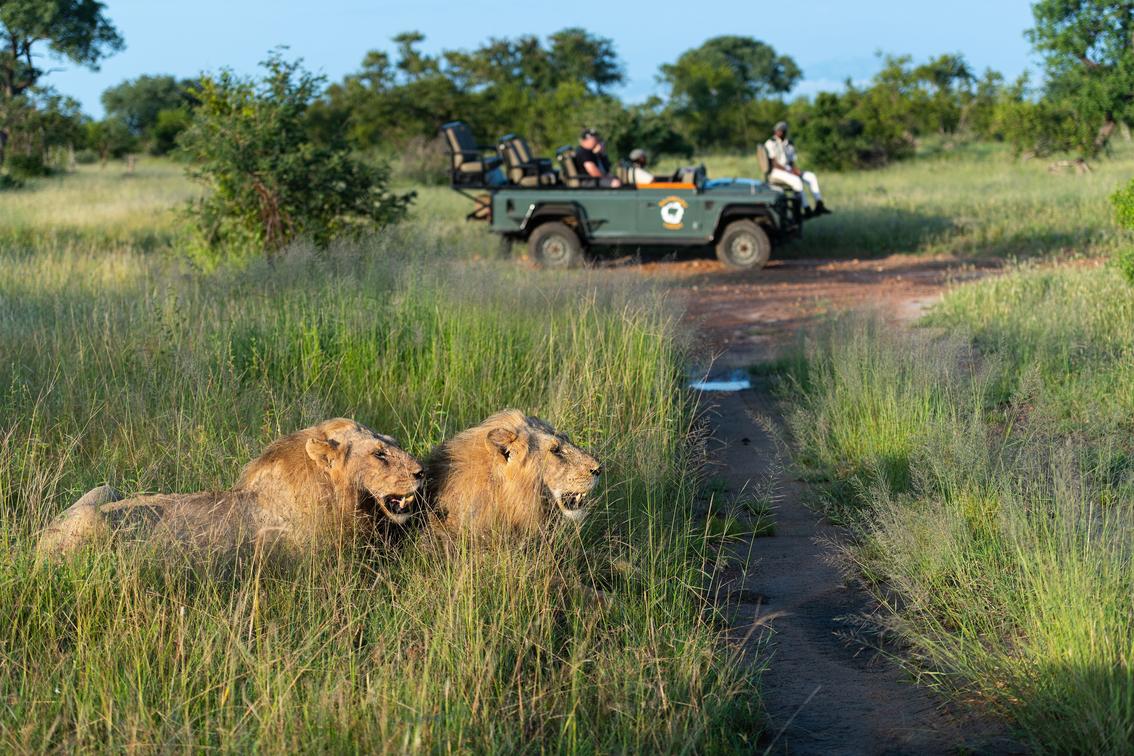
[{"xmin": 700, "ymin": 178, "xmax": 783, "ymax": 201}]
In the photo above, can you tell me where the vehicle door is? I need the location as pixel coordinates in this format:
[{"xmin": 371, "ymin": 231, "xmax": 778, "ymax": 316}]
[{"xmin": 578, "ymin": 189, "xmax": 643, "ymax": 243}]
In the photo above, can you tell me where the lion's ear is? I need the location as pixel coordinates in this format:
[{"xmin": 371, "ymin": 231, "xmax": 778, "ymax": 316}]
[
  {"xmin": 306, "ymin": 437, "xmax": 341, "ymax": 470},
  {"xmin": 486, "ymin": 428, "xmax": 518, "ymax": 461}
]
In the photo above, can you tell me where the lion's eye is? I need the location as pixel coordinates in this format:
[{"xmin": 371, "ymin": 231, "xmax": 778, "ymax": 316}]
[
  {"xmin": 550, "ymin": 444, "xmax": 562, "ymax": 456},
  {"xmin": 373, "ymin": 450, "xmax": 388, "ymax": 461}
]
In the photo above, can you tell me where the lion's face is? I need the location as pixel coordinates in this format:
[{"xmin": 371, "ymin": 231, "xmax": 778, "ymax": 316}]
[
  {"xmin": 487, "ymin": 415, "xmax": 601, "ymax": 523},
  {"xmin": 306, "ymin": 420, "xmax": 423, "ymax": 525}
]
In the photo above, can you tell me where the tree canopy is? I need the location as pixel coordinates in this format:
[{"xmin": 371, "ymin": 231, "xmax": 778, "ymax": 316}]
[
  {"xmin": 102, "ymin": 75, "xmax": 193, "ymax": 135},
  {"xmin": 1027, "ymin": 0, "xmax": 1134, "ymax": 153},
  {"xmin": 660, "ymin": 36, "xmax": 801, "ymax": 149},
  {"xmin": 0, "ymin": 0, "xmax": 122, "ymax": 163}
]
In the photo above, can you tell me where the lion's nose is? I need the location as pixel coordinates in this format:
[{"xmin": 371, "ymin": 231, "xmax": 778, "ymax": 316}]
[{"xmin": 591, "ymin": 466, "xmax": 602, "ymax": 477}]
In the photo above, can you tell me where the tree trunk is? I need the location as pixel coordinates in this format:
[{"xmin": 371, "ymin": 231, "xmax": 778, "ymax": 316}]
[{"xmin": 1093, "ymin": 112, "xmax": 1117, "ymax": 154}]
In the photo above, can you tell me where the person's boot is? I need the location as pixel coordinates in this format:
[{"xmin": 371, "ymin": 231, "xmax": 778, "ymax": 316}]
[
  {"xmin": 814, "ymin": 200, "xmax": 831, "ymax": 216},
  {"xmin": 802, "ymin": 205, "xmax": 814, "ymax": 219}
]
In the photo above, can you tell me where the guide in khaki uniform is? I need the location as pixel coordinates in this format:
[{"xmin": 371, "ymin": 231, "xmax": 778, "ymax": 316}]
[{"xmin": 764, "ymin": 121, "xmax": 830, "ymax": 217}]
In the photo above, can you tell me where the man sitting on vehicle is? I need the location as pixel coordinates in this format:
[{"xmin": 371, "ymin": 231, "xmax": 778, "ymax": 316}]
[
  {"xmin": 575, "ymin": 128, "xmax": 622, "ymax": 188},
  {"xmin": 765, "ymin": 121, "xmax": 829, "ymax": 216},
  {"xmin": 628, "ymin": 149, "xmax": 655, "ymax": 185}
]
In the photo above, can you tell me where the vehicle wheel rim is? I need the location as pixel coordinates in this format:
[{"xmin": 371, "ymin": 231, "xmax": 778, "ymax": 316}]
[
  {"xmin": 730, "ymin": 233, "xmax": 759, "ymax": 264},
  {"xmin": 541, "ymin": 236, "xmax": 569, "ymax": 264}
]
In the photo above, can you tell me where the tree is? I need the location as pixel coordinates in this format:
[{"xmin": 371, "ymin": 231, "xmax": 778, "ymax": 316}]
[
  {"xmin": 317, "ymin": 29, "xmax": 628, "ymax": 154},
  {"xmin": 179, "ymin": 53, "xmax": 414, "ymax": 255},
  {"xmin": 101, "ymin": 74, "xmax": 195, "ymax": 153},
  {"xmin": 1027, "ymin": 0, "xmax": 1134, "ymax": 154},
  {"xmin": 0, "ymin": 0, "xmax": 122, "ymax": 164},
  {"xmin": 4, "ymin": 88, "xmax": 84, "ymax": 176},
  {"xmin": 660, "ymin": 36, "xmax": 801, "ymax": 150},
  {"xmin": 83, "ymin": 116, "xmax": 134, "ymax": 163}
]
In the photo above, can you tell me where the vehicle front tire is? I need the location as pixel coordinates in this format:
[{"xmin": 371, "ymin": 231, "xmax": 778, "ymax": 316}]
[
  {"xmin": 715, "ymin": 219, "xmax": 772, "ymax": 270},
  {"xmin": 528, "ymin": 222, "xmax": 585, "ymax": 269}
]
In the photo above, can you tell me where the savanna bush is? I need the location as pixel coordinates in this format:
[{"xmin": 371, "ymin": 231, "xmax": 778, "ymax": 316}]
[
  {"xmin": 178, "ymin": 53, "xmax": 414, "ymax": 257},
  {"xmin": 1110, "ymin": 178, "xmax": 1134, "ymax": 283}
]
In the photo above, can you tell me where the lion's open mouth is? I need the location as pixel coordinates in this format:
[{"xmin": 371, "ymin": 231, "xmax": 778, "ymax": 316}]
[
  {"xmin": 376, "ymin": 493, "xmax": 416, "ymax": 525},
  {"xmin": 552, "ymin": 490, "xmax": 589, "ymax": 522}
]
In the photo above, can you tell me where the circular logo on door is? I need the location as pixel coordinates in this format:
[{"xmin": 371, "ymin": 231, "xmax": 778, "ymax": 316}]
[{"xmin": 658, "ymin": 196, "xmax": 688, "ymax": 230}]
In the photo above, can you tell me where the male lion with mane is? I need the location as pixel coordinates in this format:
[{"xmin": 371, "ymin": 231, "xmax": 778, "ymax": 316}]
[
  {"xmin": 424, "ymin": 409, "xmax": 601, "ymax": 536},
  {"xmin": 36, "ymin": 418, "xmax": 423, "ymax": 559}
]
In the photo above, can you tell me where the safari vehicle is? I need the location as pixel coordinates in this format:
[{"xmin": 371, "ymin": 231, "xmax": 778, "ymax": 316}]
[{"xmin": 440, "ymin": 120, "xmax": 805, "ymax": 269}]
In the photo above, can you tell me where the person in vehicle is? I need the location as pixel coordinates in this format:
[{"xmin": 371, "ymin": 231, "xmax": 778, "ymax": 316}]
[
  {"xmin": 628, "ymin": 149, "xmax": 655, "ymax": 185},
  {"xmin": 575, "ymin": 128, "xmax": 622, "ymax": 188},
  {"xmin": 765, "ymin": 121, "xmax": 829, "ymax": 216}
]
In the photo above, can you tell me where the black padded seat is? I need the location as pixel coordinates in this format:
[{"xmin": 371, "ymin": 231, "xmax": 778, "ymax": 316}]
[
  {"xmin": 556, "ymin": 146, "xmax": 597, "ymax": 188},
  {"xmin": 498, "ymin": 134, "xmax": 557, "ymax": 187},
  {"xmin": 440, "ymin": 121, "xmax": 502, "ymax": 186}
]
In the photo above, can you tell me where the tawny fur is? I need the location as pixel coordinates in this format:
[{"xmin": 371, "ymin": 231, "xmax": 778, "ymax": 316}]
[
  {"xmin": 424, "ymin": 409, "xmax": 601, "ymax": 536},
  {"xmin": 36, "ymin": 418, "xmax": 423, "ymax": 559}
]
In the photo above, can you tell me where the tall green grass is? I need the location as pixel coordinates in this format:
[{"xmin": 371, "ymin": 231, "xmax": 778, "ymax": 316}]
[
  {"xmin": 0, "ymin": 170, "xmax": 761, "ymax": 750},
  {"xmin": 784, "ymin": 265, "xmax": 1134, "ymax": 752}
]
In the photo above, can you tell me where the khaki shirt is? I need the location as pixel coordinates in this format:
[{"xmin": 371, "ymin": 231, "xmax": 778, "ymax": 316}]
[
  {"xmin": 630, "ymin": 165, "xmax": 655, "ymax": 185},
  {"xmin": 764, "ymin": 136, "xmax": 790, "ymax": 169}
]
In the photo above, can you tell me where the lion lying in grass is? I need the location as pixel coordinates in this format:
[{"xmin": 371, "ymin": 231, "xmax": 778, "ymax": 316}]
[
  {"xmin": 36, "ymin": 418, "xmax": 423, "ymax": 559},
  {"xmin": 424, "ymin": 409, "xmax": 601, "ymax": 535}
]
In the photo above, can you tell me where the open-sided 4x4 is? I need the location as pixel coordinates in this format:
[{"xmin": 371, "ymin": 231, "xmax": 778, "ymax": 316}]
[{"xmin": 441, "ymin": 121, "xmax": 807, "ymax": 270}]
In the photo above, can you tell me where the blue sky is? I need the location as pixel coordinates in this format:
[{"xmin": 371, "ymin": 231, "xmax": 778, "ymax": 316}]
[{"xmin": 50, "ymin": 1, "xmax": 1039, "ymax": 117}]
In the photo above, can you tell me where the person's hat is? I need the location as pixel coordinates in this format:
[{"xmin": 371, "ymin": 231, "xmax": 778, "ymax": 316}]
[
  {"xmin": 629, "ymin": 148, "xmax": 647, "ymax": 164},
  {"xmin": 774, "ymin": 121, "xmax": 789, "ymax": 134},
  {"xmin": 580, "ymin": 127, "xmax": 599, "ymax": 140}
]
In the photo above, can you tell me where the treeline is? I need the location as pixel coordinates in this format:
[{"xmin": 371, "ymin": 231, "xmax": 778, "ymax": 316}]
[
  {"xmin": 6, "ymin": 1, "xmax": 1134, "ymax": 178},
  {"xmin": 302, "ymin": 33, "xmax": 1075, "ymax": 172},
  {"xmin": 0, "ymin": 76, "xmax": 196, "ymax": 182}
]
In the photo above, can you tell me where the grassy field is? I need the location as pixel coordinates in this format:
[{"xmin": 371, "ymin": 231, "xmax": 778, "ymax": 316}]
[
  {"xmin": 6, "ymin": 142, "xmax": 1132, "ymax": 751},
  {"xmin": 0, "ymin": 162, "xmax": 762, "ymax": 751},
  {"xmin": 20, "ymin": 143, "xmax": 1129, "ymax": 266},
  {"xmin": 783, "ymin": 262, "xmax": 1134, "ymax": 752},
  {"xmin": 705, "ymin": 141, "xmax": 1131, "ymax": 260}
]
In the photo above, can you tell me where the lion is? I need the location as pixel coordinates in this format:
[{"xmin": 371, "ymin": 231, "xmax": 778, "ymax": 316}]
[
  {"xmin": 35, "ymin": 418, "xmax": 423, "ymax": 559},
  {"xmin": 423, "ymin": 409, "xmax": 601, "ymax": 536}
]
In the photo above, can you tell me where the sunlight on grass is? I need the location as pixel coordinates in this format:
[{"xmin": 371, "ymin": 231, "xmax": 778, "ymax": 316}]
[
  {"xmin": 784, "ymin": 269, "xmax": 1134, "ymax": 751},
  {"xmin": 702, "ymin": 141, "xmax": 1133, "ymax": 259},
  {"xmin": 0, "ymin": 166, "xmax": 763, "ymax": 751}
]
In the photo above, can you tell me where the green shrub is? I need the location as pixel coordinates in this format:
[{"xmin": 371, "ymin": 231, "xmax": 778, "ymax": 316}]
[
  {"xmin": 1110, "ymin": 178, "xmax": 1134, "ymax": 283},
  {"xmin": 178, "ymin": 53, "xmax": 414, "ymax": 256},
  {"xmin": 6, "ymin": 153, "xmax": 52, "ymax": 179}
]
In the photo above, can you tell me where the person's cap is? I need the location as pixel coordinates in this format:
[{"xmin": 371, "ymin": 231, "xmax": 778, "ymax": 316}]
[
  {"xmin": 774, "ymin": 121, "xmax": 789, "ymax": 133},
  {"xmin": 629, "ymin": 148, "xmax": 647, "ymax": 163},
  {"xmin": 580, "ymin": 127, "xmax": 599, "ymax": 139}
]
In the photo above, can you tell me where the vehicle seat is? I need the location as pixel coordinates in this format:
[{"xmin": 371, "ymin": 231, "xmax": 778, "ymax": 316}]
[
  {"xmin": 556, "ymin": 146, "xmax": 597, "ymax": 188},
  {"xmin": 498, "ymin": 134, "xmax": 557, "ymax": 187},
  {"xmin": 440, "ymin": 121, "xmax": 502, "ymax": 187}
]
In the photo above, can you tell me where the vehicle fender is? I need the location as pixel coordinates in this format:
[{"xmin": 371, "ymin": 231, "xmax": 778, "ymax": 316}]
[
  {"xmin": 712, "ymin": 204, "xmax": 780, "ymax": 240},
  {"xmin": 519, "ymin": 202, "xmax": 591, "ymax": 240}
]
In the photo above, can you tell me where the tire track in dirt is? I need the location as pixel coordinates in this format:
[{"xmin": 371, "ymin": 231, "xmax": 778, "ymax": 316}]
[{"xmin": 671, "ymin": 255, "xmax": 1022, "ymax": 753}]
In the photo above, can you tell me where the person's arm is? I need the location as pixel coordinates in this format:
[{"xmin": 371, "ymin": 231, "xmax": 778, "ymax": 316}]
[
  {"xmin": 583, "ymin": 160, "xmax": 604, "ymax": 178},
  {"xmin": 636, "ymin": 168, "xmax": 655, "ymax": 184}
]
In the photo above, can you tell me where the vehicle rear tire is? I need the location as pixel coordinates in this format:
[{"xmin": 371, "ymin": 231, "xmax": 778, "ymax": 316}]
[
  {"xmin": 715, "ymin": 219, "xmax": 772, "ymax": 270},
  {"xmin": 528, "ymin": 222, "xmax": 585, "ymax": 269}
]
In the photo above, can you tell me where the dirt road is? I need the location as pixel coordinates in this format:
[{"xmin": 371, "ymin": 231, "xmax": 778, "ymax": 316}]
[{"xmin": 668, "ymin": 254, "xmax": 1019, "ymax": 753}]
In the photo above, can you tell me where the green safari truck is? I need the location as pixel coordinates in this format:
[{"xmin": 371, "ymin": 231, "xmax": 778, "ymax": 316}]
[{"xmin": 441, "ymin": 121, "xmax": 805, "ymax": 270}]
